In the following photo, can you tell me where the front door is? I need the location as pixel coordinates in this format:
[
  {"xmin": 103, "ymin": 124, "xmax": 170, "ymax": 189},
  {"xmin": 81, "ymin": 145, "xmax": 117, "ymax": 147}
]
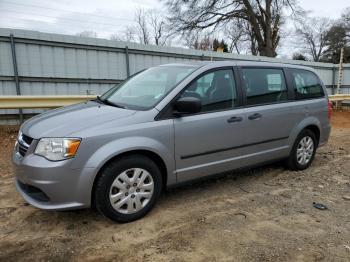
[{"xmin": 173, "ymin": 68, "xmax": 247, "ymax": 182}]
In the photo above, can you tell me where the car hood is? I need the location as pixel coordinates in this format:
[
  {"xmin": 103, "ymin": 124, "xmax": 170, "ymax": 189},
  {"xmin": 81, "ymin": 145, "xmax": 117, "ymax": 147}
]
[{"xmin": 21, "ymin": 101, "xmax": 137, "ymax": 139}]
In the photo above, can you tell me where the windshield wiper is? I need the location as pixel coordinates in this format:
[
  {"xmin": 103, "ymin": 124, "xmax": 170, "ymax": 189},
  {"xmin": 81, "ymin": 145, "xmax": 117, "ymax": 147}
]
[
  {"xmin": 94, "ymin": 96, "xmax": 105, "ymax": 104},
  {"xmin": 94, "ymin": 96, "xmax": 126, "ymax": 109},
  {"xmin": 105, "ymin": 99, "xmax": 126, "ymax": 109}
]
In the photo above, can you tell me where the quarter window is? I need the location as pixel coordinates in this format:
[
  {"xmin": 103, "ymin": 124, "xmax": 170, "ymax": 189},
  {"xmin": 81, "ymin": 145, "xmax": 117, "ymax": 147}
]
[
  {"xmin": 241, "ymin": 68, "xmax": 288, "ymax": 105},
  {"xmin": 291, "ymin": 69, "xmax": 324, "ymax": 99},
  {"xmin": 180, "ymin": 69, "xmax": 237, "ymax": 113}
]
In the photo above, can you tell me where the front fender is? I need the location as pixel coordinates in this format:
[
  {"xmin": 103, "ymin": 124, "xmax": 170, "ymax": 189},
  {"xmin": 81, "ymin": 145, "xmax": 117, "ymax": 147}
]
[{"xmin": 83, "ymin": 136, "xmax": 175, "ymax": 191}]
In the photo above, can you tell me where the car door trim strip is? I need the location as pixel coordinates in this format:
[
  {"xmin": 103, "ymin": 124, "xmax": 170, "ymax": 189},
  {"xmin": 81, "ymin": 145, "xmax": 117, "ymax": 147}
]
[{"xmin": 180, "ymin": 136, "xmax": 289, "ymax": 159}]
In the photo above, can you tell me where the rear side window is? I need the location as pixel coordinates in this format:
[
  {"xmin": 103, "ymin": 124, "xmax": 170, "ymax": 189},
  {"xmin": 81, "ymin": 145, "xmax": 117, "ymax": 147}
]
[
  {"xmin": 290, "ymin": 69, "xmax": 324, "ymax": 99},
  {"xmin": 241, "ymin": 68, "xmax": 288, "ymax": 105}
]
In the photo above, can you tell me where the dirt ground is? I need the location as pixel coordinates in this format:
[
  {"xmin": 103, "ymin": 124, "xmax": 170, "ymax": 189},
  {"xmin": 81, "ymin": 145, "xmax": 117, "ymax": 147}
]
[{"xmin": 0, "ymin": 111, "xmax": 350, "ymax": 262}]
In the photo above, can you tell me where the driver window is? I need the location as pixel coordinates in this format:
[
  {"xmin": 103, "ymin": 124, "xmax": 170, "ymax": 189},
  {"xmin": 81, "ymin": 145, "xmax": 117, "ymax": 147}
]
[{"xmin": 181, "ymin": 69, "xmax": 237, "ymax": 113}]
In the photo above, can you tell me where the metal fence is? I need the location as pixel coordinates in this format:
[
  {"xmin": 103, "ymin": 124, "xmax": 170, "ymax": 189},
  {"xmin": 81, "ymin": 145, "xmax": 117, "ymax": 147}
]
[{"xmin": 1, "ymin": 28, "xmax": 350, "ymax": 124}]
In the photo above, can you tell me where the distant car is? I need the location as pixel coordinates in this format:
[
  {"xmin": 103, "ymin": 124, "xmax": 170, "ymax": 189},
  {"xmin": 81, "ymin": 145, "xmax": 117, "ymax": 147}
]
[{"xmin": 13, "ymin": 61, "xmax": 331, "ymax": 222}]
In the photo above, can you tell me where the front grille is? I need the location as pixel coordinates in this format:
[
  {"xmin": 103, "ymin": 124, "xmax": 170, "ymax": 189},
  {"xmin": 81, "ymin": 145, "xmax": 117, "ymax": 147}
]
[
  {"xmin": 18, "ymin": 142, "xmax": 28, "ymax": 156},
  {"xmin": 22, "ymin": 133, "xmax": 33, "ymax": 145},
  {"xmin": 17, "ymin": 132, "xmax": 33, "ymax": 157}
]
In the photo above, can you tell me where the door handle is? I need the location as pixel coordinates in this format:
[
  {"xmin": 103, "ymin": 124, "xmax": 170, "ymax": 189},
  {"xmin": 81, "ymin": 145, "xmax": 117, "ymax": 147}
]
[
  {"xmin": 227, "ymin": 116, "xmax": 243, "ymax": 123},
  {"xmin": 248, "ymin": 113, "xmax": 262, "ymax": 120}
]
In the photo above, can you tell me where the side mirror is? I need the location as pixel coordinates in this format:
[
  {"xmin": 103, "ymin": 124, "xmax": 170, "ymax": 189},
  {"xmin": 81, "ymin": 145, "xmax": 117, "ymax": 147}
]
[{"xmin": 174, "ymin": 97, "xmax": 201, "ymax": 116}]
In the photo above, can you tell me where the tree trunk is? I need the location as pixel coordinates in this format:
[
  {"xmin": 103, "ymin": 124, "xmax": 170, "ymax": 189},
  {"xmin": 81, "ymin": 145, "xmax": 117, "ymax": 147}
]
[
  {"xmin": 259, "ymin": 38, "xmax": 276, "ymax": 57},
  {"xmin": 251, "ymin": 40, "xmax": 258, "ymax": 55},
  {"xmin": 259, "ymin": 45, "xmax": 276, "ymax": 57}
]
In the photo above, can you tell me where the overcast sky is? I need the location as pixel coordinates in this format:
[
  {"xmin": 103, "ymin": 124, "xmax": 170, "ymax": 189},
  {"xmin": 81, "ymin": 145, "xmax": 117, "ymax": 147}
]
[{"xmin": 0, "ymin": 0, "xmax": 349, "ymax": 57}]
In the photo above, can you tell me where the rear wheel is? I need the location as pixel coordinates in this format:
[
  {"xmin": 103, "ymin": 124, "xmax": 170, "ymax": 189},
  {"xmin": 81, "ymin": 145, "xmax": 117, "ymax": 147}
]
[
  {"xmin": 94, "ymin": 155, "xmax": 162, "ymax": 223},
  {"xmin": 286, "ymin": 129, "xmax": 317, "ymax": 170}
]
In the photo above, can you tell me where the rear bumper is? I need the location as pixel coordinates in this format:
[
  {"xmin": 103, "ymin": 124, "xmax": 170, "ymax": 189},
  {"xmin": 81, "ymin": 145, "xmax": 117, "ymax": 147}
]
[
  {"xmin": 12, "ymin": 151, "xmax": 95, "ymax": 211},
  {"xmin": 319, "ymin": 123, "xmax": 331, "ymax": 147}
]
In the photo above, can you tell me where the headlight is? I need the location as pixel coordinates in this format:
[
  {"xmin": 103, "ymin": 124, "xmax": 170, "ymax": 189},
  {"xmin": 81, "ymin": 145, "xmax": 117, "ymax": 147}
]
[{"xmin": 35, "ymin": 138, "xmax": 81, "ymax": 161}]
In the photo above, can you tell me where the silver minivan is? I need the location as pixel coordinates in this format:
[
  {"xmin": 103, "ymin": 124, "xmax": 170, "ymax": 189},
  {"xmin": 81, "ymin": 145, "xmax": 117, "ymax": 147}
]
[{"xmin": 13, "ymin": 61, "xmax": 332, "ymax": 222}]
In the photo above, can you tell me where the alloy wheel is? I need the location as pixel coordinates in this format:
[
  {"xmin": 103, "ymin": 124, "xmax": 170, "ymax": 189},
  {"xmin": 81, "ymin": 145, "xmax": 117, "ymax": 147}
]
[{"xmin": 296, "ymin": 136, "xmax": 314, "ymax": 165}]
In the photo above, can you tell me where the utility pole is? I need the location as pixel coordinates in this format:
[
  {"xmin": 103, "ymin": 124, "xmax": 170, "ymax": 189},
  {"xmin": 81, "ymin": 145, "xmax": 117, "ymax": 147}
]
[
  {"xmin": 336, "ymin": 48, "xmax": 344, "ymax": 109},
  {"xmin": 336, "ymin": 47, "xmax": 344, "ymax": 95}
]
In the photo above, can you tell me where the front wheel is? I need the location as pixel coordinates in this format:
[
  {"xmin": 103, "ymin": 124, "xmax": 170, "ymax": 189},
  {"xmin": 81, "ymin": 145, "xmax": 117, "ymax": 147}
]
[
  {"xmin": 94, "ymin": 155, "xmax": 162, "ymax": 223},
  {"xmin": 286, "ymin": 129, "xmax": 317, "ymax": 171}
]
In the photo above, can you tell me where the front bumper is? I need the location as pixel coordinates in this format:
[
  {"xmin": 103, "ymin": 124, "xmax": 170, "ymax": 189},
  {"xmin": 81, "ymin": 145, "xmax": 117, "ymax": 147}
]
[{"xmin": 13, "ymin": 149, "xmax": 95, "ymax": 211}]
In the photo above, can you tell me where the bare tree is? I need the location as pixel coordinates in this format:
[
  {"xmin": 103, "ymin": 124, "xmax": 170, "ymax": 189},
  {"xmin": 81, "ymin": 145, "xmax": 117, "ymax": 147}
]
[
  {"xmin": 246, "ymin": 20, "xmax": 263, "ymax": 56},
  {"xmin": 224, "ymin": 19, "xmax": 258, "ymax": 55},
  {"xmin": 195, "ymin": 35, "xmax": 212, "ymax": 51},
  {"xmin": 110, "ymin": 26, "xmax": 136, "ymax": 42},
  {"xmin": 224, "ymin": 20, "xmax": 246, "ymax": 54},
  {"xmin": 134, "ymin": 8, "xmax": 171, "ymax": 46},
  {"xmin": 148, "ymin": 9, "xmax": 170, "ymax": 46},
  {"xmin": 76, "ymin": 30, "xmax": 97, "ymax": 38},
  {"xmin": 165, "ymin": 0, "xmax": 298, "ymax": 57},
  {"xmin": 109, "ymin": 9, "xmax": 170, "ymax": 46},
  {"xmin": 340, "ymin": 7, "xmax": 350, "ymax": 40},
  {"xmin": 182, "ymin": 31, "xmax": 201, "ymax": 49},
  {"xmin": 182, "ymin": 31, "xmax": 213, "ymax": 50},
  {"xmin": 135, "ymin": 8, "xmax": 151, "ymax": 45},
  {"xmin": 294, "ymin": 15, "xmax": 332, "ymax": 61}
]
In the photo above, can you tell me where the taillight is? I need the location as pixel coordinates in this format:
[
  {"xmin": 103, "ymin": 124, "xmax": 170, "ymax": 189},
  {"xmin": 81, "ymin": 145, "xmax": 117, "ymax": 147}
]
[{"xmin": 328, "ymin": 100, "xmax": 332, "ymax": 120}]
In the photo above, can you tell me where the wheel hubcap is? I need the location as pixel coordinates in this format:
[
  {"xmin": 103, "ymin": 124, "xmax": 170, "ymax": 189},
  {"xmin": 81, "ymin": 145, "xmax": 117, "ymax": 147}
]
[
  {"xmin": 109, "ymin": 168, "xmax": 154, "ymax": 214},
  {"xmin": 296, "ymin": 136, "xmax": 314, "ymax": 165}
]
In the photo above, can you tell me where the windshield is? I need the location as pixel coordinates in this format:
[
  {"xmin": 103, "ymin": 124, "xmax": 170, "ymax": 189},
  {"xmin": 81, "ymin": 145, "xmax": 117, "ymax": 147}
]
[{"xmin": 100, "ymin": 65, "xmax": 197, "ymax": 110}]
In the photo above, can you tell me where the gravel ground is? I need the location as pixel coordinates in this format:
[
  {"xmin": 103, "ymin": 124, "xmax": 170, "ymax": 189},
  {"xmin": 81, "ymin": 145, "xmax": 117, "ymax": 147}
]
[{"xmin": 0, "ymin": 111, "xmax": 350, "ymax": 262}]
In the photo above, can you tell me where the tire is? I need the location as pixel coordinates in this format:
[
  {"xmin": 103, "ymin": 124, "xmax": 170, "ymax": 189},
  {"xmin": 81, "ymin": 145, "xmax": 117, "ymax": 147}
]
[
  {"xmin": 286, "ymin": 129, "xmax": 317, "ymax": 171},
  {"xmin": 94, "ymin": 155, "xmax": 162, "ymax": 223}
]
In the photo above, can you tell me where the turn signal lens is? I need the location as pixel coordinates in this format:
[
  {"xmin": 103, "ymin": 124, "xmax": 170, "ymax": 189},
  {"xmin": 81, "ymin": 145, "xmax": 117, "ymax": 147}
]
[{"xmin": 65, "ymin": 139, "xmax": 81, "ymax": 158}]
